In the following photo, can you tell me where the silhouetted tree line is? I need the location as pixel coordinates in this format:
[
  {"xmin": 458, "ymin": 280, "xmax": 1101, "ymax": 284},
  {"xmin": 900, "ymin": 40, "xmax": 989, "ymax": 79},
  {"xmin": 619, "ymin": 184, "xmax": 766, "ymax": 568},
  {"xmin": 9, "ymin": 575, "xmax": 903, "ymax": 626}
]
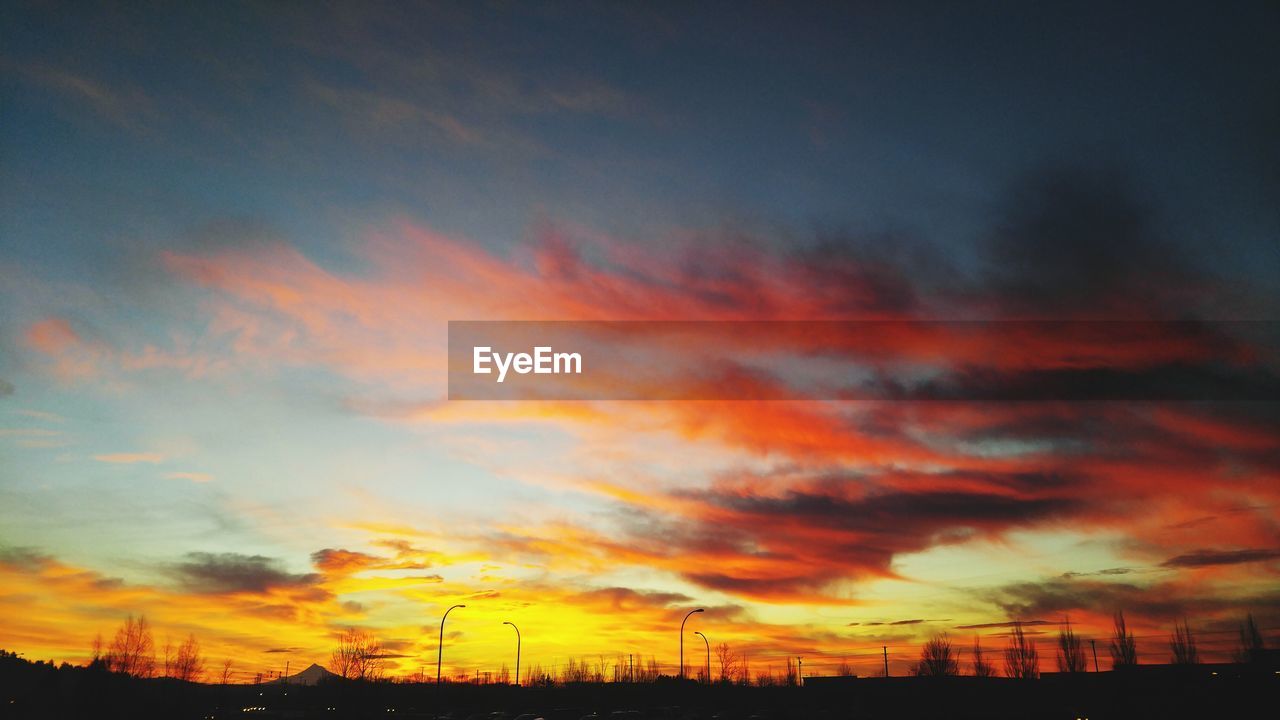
[
  {"xmin": 11, "ymin": 610, "xmax": 1279, "ymax": 692},
  {"xmin": 904, "ymin": 612, "xmax": 1274, "ymax": 679},
  {"xmin": 1, "ymin": 610, "xmax": 1277, "ymax": 720},
  {"xmin": 86, "ymin": 615, "xmax": 207, "ymax": 683}
]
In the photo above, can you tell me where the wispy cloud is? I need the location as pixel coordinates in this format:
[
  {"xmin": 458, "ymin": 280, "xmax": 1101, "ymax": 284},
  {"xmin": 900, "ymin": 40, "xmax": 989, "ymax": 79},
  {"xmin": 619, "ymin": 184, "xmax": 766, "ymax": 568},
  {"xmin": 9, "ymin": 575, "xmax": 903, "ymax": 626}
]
[
  {"xmin": 10, "ymin": 409, "xmax": 65, "ymax": 423},
  {"xmin": 165, "ymin": 471, "xmax": 214, "ymax": 483},
  {"xmin": 94, "ymin": 452, "xmax": 164, "ymax": 464},
  {"xmin": 24, "ymin": 316, "xmax": 229, "ymax": 383},
  {"xmin": 17, "ymin": 63, "xmax": 157, "ymax": 131}
]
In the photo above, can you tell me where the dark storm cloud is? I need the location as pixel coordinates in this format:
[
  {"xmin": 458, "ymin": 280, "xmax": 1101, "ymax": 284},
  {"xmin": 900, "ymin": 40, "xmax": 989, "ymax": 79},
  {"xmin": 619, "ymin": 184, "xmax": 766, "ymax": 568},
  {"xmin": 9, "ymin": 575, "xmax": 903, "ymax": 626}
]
[
  {"xmin": 946, "ymin": 400, "xmax": 1279, "ymax": 473},
  {"xmin": 709, "ymin": 489, "xmax": 1081, "ymax": 533},
  {"xmin": 657, "ymin": 164, "xmax": 1241, "ymax": 321},
  {"xmin": 598, "ymin": 167, "xmax": 1280, "ymax": 405},
  {"xmin": 1161, "ymin": 549, "xmax": 1280, "ymax": 568},
  {"xmin": 634, "ymin": 487, "xmax": 1085, "ymax": 599},
  {"xmin": 989, "ymin": 578, "xmax": 1280, "ymax": 622},
  {"xmin": 785, "ymin": 231, "xmax": 946, "ymax": 316},
  {"xmin": 886, "ymin": 361, "xmax": 1280, "ymax": 402},
  {"xmin": 573, "ymin": 586, "xmax": 692, "ymax": 610},
  {"xmin": 167, "ymin": 552, "xmax": 321, "ymax": 594},
  {"xmin": 984, "ymin": 167, "xmax": 1190, "ymax": 317},
  {"xmin": 683, "ymin": 572, "xmax": 826, "ymax": 597}
]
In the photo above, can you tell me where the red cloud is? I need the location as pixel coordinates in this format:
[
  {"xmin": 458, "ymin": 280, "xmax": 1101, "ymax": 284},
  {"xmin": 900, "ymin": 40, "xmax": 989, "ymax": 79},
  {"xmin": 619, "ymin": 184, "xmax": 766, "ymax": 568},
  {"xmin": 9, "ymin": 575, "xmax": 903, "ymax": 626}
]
[{"xmin": 154, "ymin": 218, "xmax": 1279, "ymax": 617}]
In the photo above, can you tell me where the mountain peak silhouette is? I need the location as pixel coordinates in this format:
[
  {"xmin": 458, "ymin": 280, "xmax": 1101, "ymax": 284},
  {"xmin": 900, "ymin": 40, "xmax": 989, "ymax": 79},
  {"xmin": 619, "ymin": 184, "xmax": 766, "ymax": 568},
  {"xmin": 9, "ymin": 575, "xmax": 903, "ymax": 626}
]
[{"xmin": 276, "ymin": 663, "xmax": 337, "ymax": 686}]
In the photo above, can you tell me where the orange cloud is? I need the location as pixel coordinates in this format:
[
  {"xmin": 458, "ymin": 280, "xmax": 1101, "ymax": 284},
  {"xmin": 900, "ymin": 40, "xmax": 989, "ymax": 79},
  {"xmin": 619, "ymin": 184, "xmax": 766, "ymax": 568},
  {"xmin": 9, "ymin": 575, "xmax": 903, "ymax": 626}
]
[
  {"xmin": 152, "ymin": 221, "xmax": 1280, "ymax": 604},
  {"xmin": 23, "ymin": 316, "xmax": 227, "ymax": 383},
  {"xmin": 25, "ymin": 317, "xmax": 80, "ymax": 355}
]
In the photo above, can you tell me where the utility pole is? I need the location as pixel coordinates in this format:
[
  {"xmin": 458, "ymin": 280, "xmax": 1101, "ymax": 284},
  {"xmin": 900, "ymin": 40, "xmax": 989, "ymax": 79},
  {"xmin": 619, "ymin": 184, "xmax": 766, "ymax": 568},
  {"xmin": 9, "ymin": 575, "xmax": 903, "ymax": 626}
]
[
  {"xmin": 797, "ymin": 657, "xmax": 803, "ymax": 687},
  {"xmin": 883, "ymin": 646, "xmax": 889, "ymax": 677},
  {"xmin": 1090, "ymin": 639, "xmax": 1099, "ymax": 673}
]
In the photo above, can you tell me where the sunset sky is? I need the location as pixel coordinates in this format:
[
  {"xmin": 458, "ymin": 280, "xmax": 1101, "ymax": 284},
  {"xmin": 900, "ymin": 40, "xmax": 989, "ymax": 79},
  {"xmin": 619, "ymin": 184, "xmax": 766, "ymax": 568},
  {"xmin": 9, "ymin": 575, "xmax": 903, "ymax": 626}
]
[{"xmin": 1, "ymin": 2, "xmax": 1278, "ymax": 682}]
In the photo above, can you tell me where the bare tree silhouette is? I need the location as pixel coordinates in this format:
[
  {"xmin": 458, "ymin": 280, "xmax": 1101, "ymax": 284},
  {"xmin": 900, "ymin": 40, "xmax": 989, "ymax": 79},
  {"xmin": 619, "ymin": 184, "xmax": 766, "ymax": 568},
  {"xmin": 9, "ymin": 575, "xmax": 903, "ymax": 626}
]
[
  {"xmin": 1109, "ymin": 611, "xmax": 1138, "ymax": 669},
  {"xmin": 1056, "ymin": 619, "xmax": 1087, "ymax": 673},
  {"xmin": 971, "ymin": 636, "xmax": 996, "ymax": 677},
  {"xmin": 715, "ymin": 642, "xmax": 743, "ymax": 683},
  {"xmin": 330, "ymin": 627, "xmax": 386, "ymax": 681},
  {"xmin": 220, "ymin": 658, "xmax": 234, "ymax": 685},
  {"xmin": 525, "ymin": 661, "xmax": 555, "ymax": 686},
  {"xmin": 912, "ymin": 633, "xmax": 959, "ymax": 677},
  {"xmin": 561, "ymin": 657, "xmax": 590, "ymax": 683},
  {"xmin": 1003, "ymin": 622, "xmax": 1039, "ymax": 679},
  {"xmin": 1169, "ymin": 619, "xmax": 1199, "ymax": 665},
  {"xmin": 171, "ymin": 634, "xmax": 205, "ymax": 682},
  {"xmin": 105, "ymin": 615, "xmax": 156, "ymax": 678},
  {"xmin": 836, "ymin": 657, "xmax": 854, "ymax": 677}
]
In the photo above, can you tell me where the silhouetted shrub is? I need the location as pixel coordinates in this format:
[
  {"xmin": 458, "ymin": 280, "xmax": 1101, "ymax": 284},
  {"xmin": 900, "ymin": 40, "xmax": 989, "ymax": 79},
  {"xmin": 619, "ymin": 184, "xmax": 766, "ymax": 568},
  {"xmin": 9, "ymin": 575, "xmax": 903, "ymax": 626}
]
[
  {"xmin": 1169, "ymin": 619, "xmax": 1198, "ymax": 665},
  {"xmin": 1109, "ymin": 611, "xmax": 1138, "ymax": 669},
  {"xmin": 971, "ymin": 636, "xmax": 996, "ymax": 677},
  {"xmin": 1234, "ymin": 613, "xmax": 1266, "ymax": 664},
  {"xmin": 912, "ymin": 633, "xmax": 959, "ymax": 677},
  {"xmin": 1056, "ymin": 619, "xmax": 1087, "ymax": 673}
]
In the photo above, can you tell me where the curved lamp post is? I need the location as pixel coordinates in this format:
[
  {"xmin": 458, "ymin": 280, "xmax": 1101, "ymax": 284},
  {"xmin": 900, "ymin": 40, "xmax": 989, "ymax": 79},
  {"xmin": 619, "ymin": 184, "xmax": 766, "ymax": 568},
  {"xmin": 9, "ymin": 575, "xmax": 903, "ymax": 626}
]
[
  {"xmin": 679, "ymin": 608, "xmax": 704, "ymax": 679},
  {"xmin": 437, "ymin": 604, "xmax": 465, "ymax": 686},
  {"xmin": 503, "ymin": 621, "xmax": 521, "ymax": 687},
  {"xmin": 694, "ymin": 631, "xmax": 710, "ymax": 683}
]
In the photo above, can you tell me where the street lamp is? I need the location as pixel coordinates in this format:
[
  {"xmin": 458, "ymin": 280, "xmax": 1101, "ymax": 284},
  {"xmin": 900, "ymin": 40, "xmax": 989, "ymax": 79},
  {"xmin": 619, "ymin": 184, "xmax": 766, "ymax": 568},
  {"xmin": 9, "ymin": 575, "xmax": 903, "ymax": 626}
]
[
  {"xmin": 679, "ymin": 608, "xmax": 704, "ymax": 679},
  {"xmin": 694, "ymin": 631, "xmax": 710, "ymax": 683},
  {"xmin": 437, "ymin": 604, "xmax": 465, "ymax": 686},
  {"xmin": 503, "ymin": 621, "xmax": 521, "ymax": 687}
]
